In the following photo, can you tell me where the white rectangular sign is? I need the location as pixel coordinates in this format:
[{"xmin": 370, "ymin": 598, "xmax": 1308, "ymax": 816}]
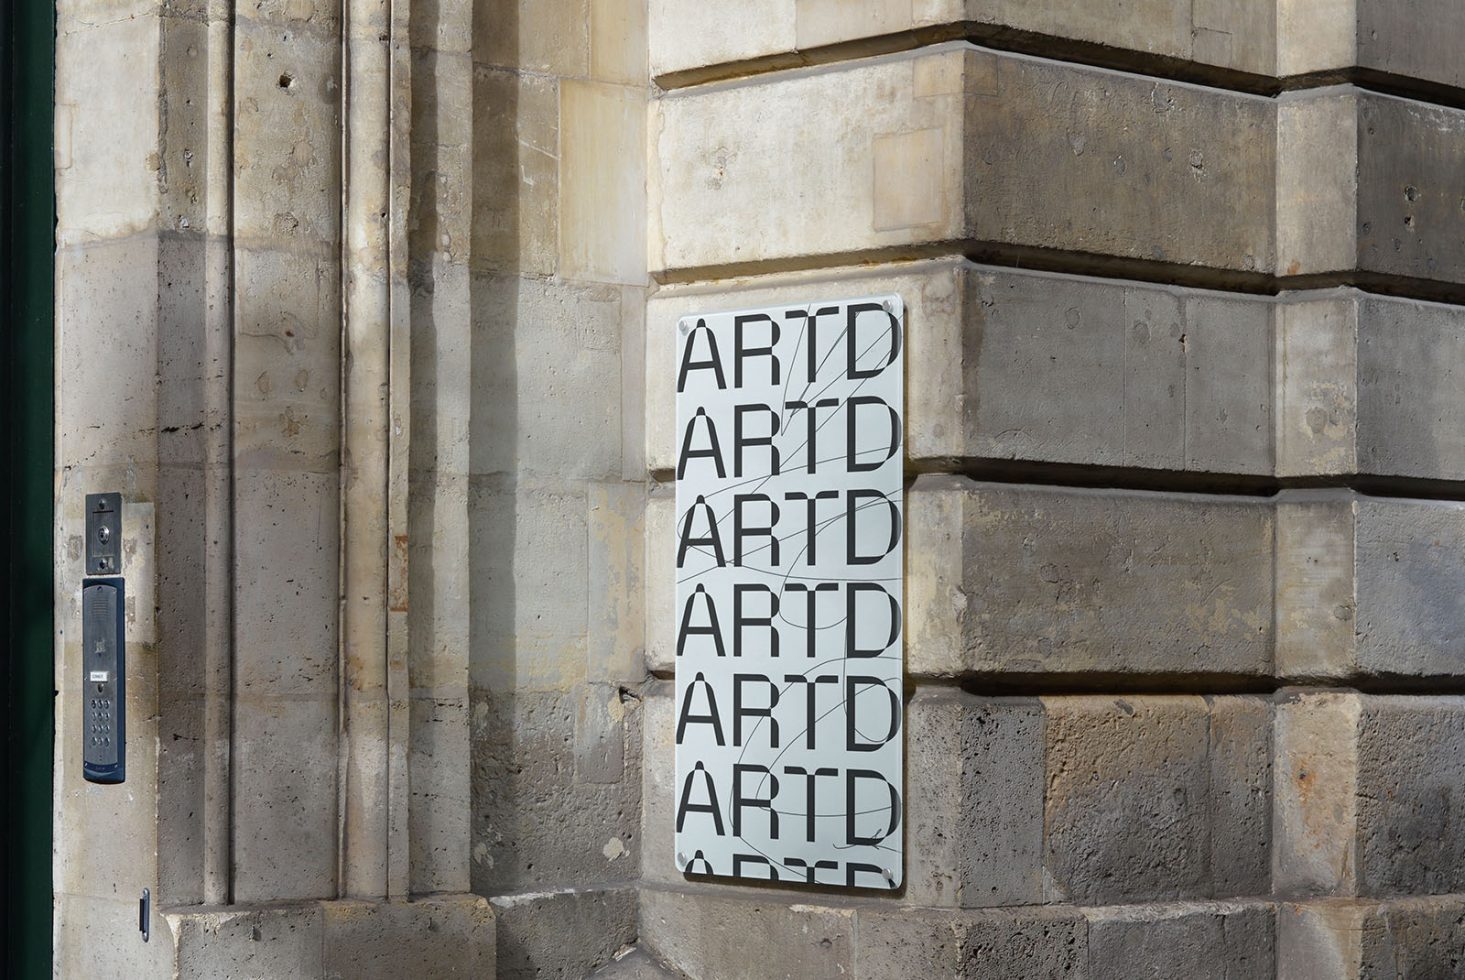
[{"xmin": 673, "ymin": 295, "xmax": 905, "ymax": 890}]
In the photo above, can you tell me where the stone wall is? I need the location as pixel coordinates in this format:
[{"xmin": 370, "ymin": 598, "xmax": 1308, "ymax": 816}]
[
  {"xmin": 48, "ymin": 0, "xmax": 1465, "ymax": 977},
  {"xmin": 636, "ymin": 4, "xmax": 1465, "ymax": 979}
]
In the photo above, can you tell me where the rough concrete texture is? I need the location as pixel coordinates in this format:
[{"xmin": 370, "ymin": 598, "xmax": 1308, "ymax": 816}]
[
  {"xmin": 471, "ymin": 686, "xmax": 643, "ymax": 893},
  {"xmin": 651, "ymin": 267, "xmax": 1465, "ymax": 485},
  {"xmin": 588, "ymin": 947, "xmax": 686, "ymax": 979},
  {"xmin": 163, "ymin": 898, "xmax": 495, "ymax": 979},
  {"xmin": 1275, "ymin": 492, "xmax": 1465, "ymax": 680},
  {"xmin": 642, "ymin": 887, "xmax": 1275, "ymax": 979},
  {"xmin": 463, "ymin": 4, "xmax": 654, "ymax": 969},
  {"xmin": 652, "ymin": 0, "xmax": 1465, "ymax": 91},
  {"xmin": 652, "ymin": 45, "xmax": 1275, "ymax": 276},
  {"xmin": 1280, "ymin": 87, "xmax": 1465, "ymax": 288},
  {"xmin": 649, "ymin": 0, "xmax": 1277, "ymax": 81},
  {"xmin": 1276, "ymin": 693, "xmax": 1465, "ymax": 900},
  {"xmin": 644, "ymin": 686, "xmax": 1268, "ymax": 908},
  {"xmin": 1280, "ymin": 895, "xmax": 1465, "ymax": 980},
  {"xmin": 490, "ymin": 887, "xmax": 639, "ymax": 980},
  {"xmin": 1043, "ymin": 695, "xmax": 1271, "ymax": 904},
  {"xmin": 647, "ymin": 260, "xmax": 1275, "ymax": 476},
  {"xmin": 906, "ymin": 476, "xmax": 1274, "ymax": 680},
  {"xmin": 650, "ymin": 479, "xmax": 1465, "ymax": 684}
]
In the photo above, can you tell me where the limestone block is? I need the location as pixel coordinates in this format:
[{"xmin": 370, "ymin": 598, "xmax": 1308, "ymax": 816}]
[
  {"xmin": 232, "ymin": 468, "xmax": 339, "ymax": 694},
  {"xmin": 1276, "ymin": 693, "xmax": 1465, "ymax": 899},
  {"xmin": 1355, "ymin": 294, "xmax": 1465, "ymax": 482},
  {"xmin": 410, "ymin": 51, "xmax": 474, "ymax": 260},
  {"xmin": 54, "ymin": 893, "xmax": 178, "ymax": 979},
  {"xmin": 1280, "ymin": 88, "xmax": 1465, "ymax": 288},
  {"xmin": 906, "ymin": 476, "xmax": 1273, "ymax": 679},
  {"xmin": 1276, "ymin": 91, "xmax": 1359, "ymax": 280},
  {"xmin": 854, "ymin": 906, "xmax": 991, "ymax": 980},
  {"xmin": 231, "ymin": 695, "xmax": 339, "ymax": 902},
  {"xmin": 469, "ymin": 274, "xmax": 625, "ymax": 481},
  {"xmin": 491, "ymin": 887, "xmax": 638, "ymax": 980},
  {"xmin": 647, "ymin": 260, "xmax": 1274, "ymax": 475},
  {"xmin": 648, "ymin": 0, "xmax": 797, "ymax": 80},
  {"xmin": 474, "ymin": 0, "xmax": 590, "ymax": 76},
  {"xmin": 643, "ymin": 481, "xmax": 675, "ymax": 674},
  {"xmin": 166, "ymin": 898, "xmax": 495, "ymax": 979},
  {"xmin": 1275, "ymin": 492, "xmax": 1465, "ymax": 680},
  {"xmin": 321, "ymin": 897, "xmax": 496, "ymax": 978},
  {"xmin": 904, "ymin": 689, "xmax": 1043, "ymax": 907},
  {"xmin": 55, "ymin": 15, "xmax": 162, "ymax": 243},
  {"xmin": 640, "ymin": 886, "xmax": 856, "ymax": 980},
  {"xmin": 590, "ymin": 0, "xmax": 649, "ymax": 86},
  {"xmin": 233, "ymin": 20, "xmax": 341, "ymax": 248},
  {"xmin": 233, "ymin": 247, "xmax": 342, "ymax": 473},
  {"xmin": 408, "ymin": 694, "xmax": 472, "ymax": 895},
  {"xmin": 1356, "ymin": 93, "xmax": 1465, "ymax": 286},
  {"xmin": 1355, "ymin": 699, "xmax": 1465, "ymax": 897},
  {"xmin": 1275, "ymin": 294, "xmax": 1361, "ymax": 478},
  {"xmin": 588, "ymin": 482, "xmax": 648, "ymax": 685},
  {"xmin": 1042, "ymin": 695, "xmax": 1272, "ymax": 904},
  {"xmin": 1277, "ymin": 899, "xmax": 1367, "ymax": 980},
  {"xmin": 471, "ymin": 687, "xmax": 641, "ymax": 892},
  {"xmin": 649, "ymin": 0, "xmax": 1277, "ymax": 81},
  {"xmin": 1279, "ymin": 895, "xmax": 1465, "ymax": 980},
  {"xmin": 559, "ymin": 80, "xmax": 647, "ymax": 285},
  {"xmin": 1276, "ymin": 0, "xmax": 1357, "ymax": 77},
  {"xmin": 1356, "ymin": 0, "xmax": 1465, "ymax": 90},
  {"xmin": 57, "ymin": 238, "xmax": 162, "ymax": 473},
  {"xmin": 468, "ymin": 481, "xmax": 590, "ymax": 692},
  {"xmin": 471, "ymin": 69, "xmax": 558, "ymax": 276},
  {"xmin": 1084, "ymin": 902, "xmax": 1275, "ymax": 980},
  {"xmin": 638, "ymin": 681, "xmax": 677, "ymax": 886},
  {"xmin": 957, "ymin": 907, "xmax": 1089, "ymax": 980},
  {"xmin": 651, "ymin": 45, "xmax": 1274, "ymax": 276},
  {"xmin": 170, "ymin": 903, "xmax": 326, "ymax": 979}
]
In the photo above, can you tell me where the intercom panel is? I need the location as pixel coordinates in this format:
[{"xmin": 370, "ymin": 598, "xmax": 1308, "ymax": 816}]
[{"xmin": 81, "ymin": 577, "xmax": 125, "ymax": 784}]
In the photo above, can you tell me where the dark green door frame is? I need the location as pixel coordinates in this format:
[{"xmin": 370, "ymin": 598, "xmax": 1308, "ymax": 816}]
[{"xmin": 1, "ymin": 1, "xmax": 55, "ymax": 976}]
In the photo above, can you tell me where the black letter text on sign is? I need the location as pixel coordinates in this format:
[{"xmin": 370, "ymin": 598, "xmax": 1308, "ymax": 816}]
[{"xmin": 674, "ymin": 296, "xmax": 904, "ymax": 889}]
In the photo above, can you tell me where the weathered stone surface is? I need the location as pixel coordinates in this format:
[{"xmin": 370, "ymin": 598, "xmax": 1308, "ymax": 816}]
[
  {"xmin": 648, "ymin": 0, "xmax": 1278, "ymax": 81},
  {"xmin": 961, "ymin": 907, "xmax": 1089, "ymax": 979},
  {"xmin": 640, "ymin": 887, "xmax": 856, "ymax": 980},
  {"xmin": 1356, "ymin": 699, "xmax": 1465, "ymax": 897},
  {"xmin": 1043, "ymin": 695, "xmax": 1272, "ymax": 904},
  {"xmin": 1274, "ymin": 692, "xmax": 1361, "ymax": 897},
  {"xmin": 490, "ymin": 888, "xmax": 636, "ymax": 980},
  {"xmin": 1275, "ymin": 492, "xmax": 1465, "ymax": 680},
  {"xmin": 321, "ymin": 898, "xmax": 496, "ymax": 979},
  {"xmin": 1279, "ymin": 895, "xmax": 1465, "ymax": 980},
  {"xmin": 470, "ymin": 274, "xmax": 627, "ymax": 482},
  {"xmin": 651, "ymin": 45, "xmax": 1274, "ymax": 276},
  {"xmin": 905, "ymin": 689, "xmax": 1044, "ymax": 907},
  {"xmin": 1355, "ymin": 294, "xmax": 1465, "ymax": 482},
  {"xmin": 647, "ymin": 260, "xmax": 1275, "ymax": 475},
  {"xmin": 651, "ymin": 0, "xmax": 1465, "ymax": 92},
  {"xmin": 471, "ymin": 686, "xmax": 641, "ymax": 892},
  {"xmin": 1085, "ymin": 901, "xmax": 1275, "ymax": 980},
  {"xmin": 1277, "ymin": 693, "xmax": 1465, "ymax": 899},
  {"xmin": 907, "ymin": 476, "xmax": 1273, "ymax": 679},
  {"xmin": 1355, "ymin": 0, "xmax": 1465, "ymax": 90},
  {"xmin": 589, "ymin": 947, "xmax": 684, "ymax": 979},
  {"xmin": 1280, "ymin": 88, "xmax": 1465, "ymax": 288},
  {"xmin": 653, "ymin": 268, "xmax": 1465, "ymax": 483}
]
